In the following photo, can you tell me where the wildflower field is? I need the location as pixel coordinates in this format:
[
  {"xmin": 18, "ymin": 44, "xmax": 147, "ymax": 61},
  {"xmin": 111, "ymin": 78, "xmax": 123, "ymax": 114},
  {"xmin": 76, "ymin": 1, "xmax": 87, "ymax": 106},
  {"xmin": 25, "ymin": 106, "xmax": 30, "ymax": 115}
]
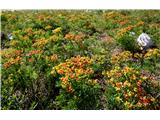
[{"xmin": 1, "ymin": 10, "xmax": 160, "ymax": 110}]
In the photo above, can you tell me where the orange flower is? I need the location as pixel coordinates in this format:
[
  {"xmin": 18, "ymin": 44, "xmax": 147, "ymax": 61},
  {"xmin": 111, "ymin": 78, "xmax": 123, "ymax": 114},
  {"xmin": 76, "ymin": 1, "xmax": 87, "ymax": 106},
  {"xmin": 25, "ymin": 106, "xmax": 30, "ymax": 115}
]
[
  {"xmin": 116, "ymin": 82, "xmax": 123, "ymax": 88},
  {"xmin": 3, "ymin": 56, "xmax": 22, "ymax": 69},
  {"xmin": 64, "ymin": 33, "xmax": 75, "ymax": 40},
  {"xmin": 115, "ymin": 73, "xmax": 122, "ymax": 77},
  {"xmin": 123, "ymin": 81, "xmax": 131, "ymax": 87},
  {"xmin": 117, "ymin": 25, "xmax": 134, "ymax": 37},
  {"xmin": 51, "ymin": 55, "xmax": 94, "ymax": 92},
  {"xmin": 136, "ymin": 21, "xmax": 144, "ymax": 26},
  {"xmin": 137, "ymin": 80, "xmax": 142, "ymax": 86},
  {"xmin": 26, "ymin": 50, "xmax": 43, "ymax": 56},
  {"xmin": 57, "ymin": 69, "xmax": 64, "ymax": 75},
  {"xmin": 119, "ymin": 20, "xmax": 129, "ymax": 25},
  {"xmin": 32, "ymin": 38, "xmax": 48, "ymax": 48},
  {"xmin": 65, "ymin": 33, "xmax": 85, "ymax": 42},
  {"xmin": 138, "ymin": 87, "xmax": 143, "ymax": 93},
  {"xmin": 141, "ymin": 97, "xmax": 150, "ymax": 106},
  {"xmin": 75, "ymin": 33, "xmax": 85, "ymax": 41},
  {"xmin": 67, "ymin": 85, "xmax": 73, "ymax": 93},
  {"xmin": 2, "ymin": 49, "xmax": 23, "ymax": 59},
  {"xmin": 129, "ymin": 74, "xmax": 137, "ymax": 80},
  {"xmin": 124, "ymin": 92, "xmax": 129, "ymax": 99},
  {"xmin": 50, "ymin": 54, "xmax": 58, "ymax": 62},
  {"xmin": 123, "ymin": 66, "xmax": 130, "ymax": 73},
  {"xmin": 28, "ymin": 58, "xmax": 33, "ymax": 62}
]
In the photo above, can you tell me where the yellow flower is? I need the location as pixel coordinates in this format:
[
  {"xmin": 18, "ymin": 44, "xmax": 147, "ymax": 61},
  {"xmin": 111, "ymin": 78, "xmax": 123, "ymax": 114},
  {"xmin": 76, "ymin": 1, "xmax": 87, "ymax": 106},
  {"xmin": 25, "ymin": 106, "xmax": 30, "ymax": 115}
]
[
  {"xmin": 123, "ymin": 66, "xmax": 130, "ymax": 73},
  {"xmin": 12, "ymin": 30, "xmax": 21, "ymax": 35},
  {"xmin": 9, "ymin": 40, "xmax": 19, "ymax": 46},
  {"xmin": 130, "ymin": 74, "xmax": 137, "ymax": 80},
  {"xmin": 32, "ymin": 38, "xmax": 48, "ymax": 48},
  {"xmin": 45, "ymin": 25, "xmax": 52, "ymax": 30},
  {"xmin": 58, "ymin": 14, "xmax": 62, "ymax": 17},
  {"xmin": 134, "ymin": 87, "xmax": 137, "ymax": 92},
  {"xmin": 124, "ymin": 101, "xmax": 130, "ymax": 107},
  {"xmin": 128, "ymin": 91, "xmax": 133, "ymax": 97},
  {"xmin": 144, "ymin": 48, "xmax": 160, "ymax": 59},
  {"xmin": 50, "ymin": 54, "xmax": 58, "ymax": 62},
  {"xmin": 49, "ymin": 35, "xmax": 59, "ymax": 42},
  {"xmin": 51, "ymin": 69, "xmax": 56, "ymax": 76},
  {"xmin": 151, "ymin": 97, "xmax": 155, "ymax": 102},
  {"xmin": 142, "ymin": 76, "xmax": 148, "ymax": 80},
  {"xmin": 93, "ymin": 79, "xmax": 98, "ymax": 84},
  {"xmin": 45, "ymin": 56, "xmax": 49, "ymax": 61},
  {"xmin": 134, "ymin": 53, "xmax": 143, "ymax": 59},
  {"xmin": 88, "ymin": 79, "xmax": 98, "ymax": 85},
  {"xmin": 136, "ymin": 21, "xmax": 144, "ymax": 26},
  {"xmin": 115, "ymin": 87, "xmax": 120, "ymax": 91},
  {"xmin": 111, "ymin": 51, "xmax": 132, "ymax": 64},
  {"xmin": 124, "ymin": 81, "xmax": 131, "ymax": 87},
  {"xmin": 115, "ymin": 96, "xmax": 122, "ymax": 102},
  {"xmin": 109, "ymin": 78, "xmax": 114, "ymax": 82},
  {"xmin": 52, "ymin": 27, "xmax": 62, "ymax": 33},
  {"xmin": 137, "ymin": 102, "xmax": 142, "ymax": 107}
]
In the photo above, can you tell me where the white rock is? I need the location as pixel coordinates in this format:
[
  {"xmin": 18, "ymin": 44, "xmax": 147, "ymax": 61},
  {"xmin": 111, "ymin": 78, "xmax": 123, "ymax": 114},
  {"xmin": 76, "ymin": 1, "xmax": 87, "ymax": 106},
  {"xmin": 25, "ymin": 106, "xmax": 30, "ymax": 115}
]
[
  {"xmin": 7, "ymin": 33, "xmax": 13, "ymax": 40},
  {"xmin": 136, "ymin": 33, "xmax": 154, "ymax": 50}
]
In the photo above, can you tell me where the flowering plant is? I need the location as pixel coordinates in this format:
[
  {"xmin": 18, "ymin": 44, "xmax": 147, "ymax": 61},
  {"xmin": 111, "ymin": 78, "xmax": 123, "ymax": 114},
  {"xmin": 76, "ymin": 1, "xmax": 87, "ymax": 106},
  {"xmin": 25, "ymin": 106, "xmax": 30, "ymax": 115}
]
[
  {"xmin": 51, "ymin": 56, "xmax": 101, "ymax": 109},
  {"xmin": 104, "ymin": 66, "xmax": 159, "ymax": 109}
]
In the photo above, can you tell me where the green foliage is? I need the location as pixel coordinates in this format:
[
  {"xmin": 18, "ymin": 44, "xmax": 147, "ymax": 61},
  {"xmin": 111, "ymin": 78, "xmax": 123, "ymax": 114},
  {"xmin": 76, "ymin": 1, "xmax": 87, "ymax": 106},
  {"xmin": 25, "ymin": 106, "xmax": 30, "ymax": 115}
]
[
  {"xmin": 55, "ymin": 78, "xmax": 101, "ymax": 110},
  {"xmin": 1, "ymin": 10, "xmax": 160, "ymax": 110},
  {"xmin": 117, "ymin": 33, "xmax": 139, "ymax": 52}
]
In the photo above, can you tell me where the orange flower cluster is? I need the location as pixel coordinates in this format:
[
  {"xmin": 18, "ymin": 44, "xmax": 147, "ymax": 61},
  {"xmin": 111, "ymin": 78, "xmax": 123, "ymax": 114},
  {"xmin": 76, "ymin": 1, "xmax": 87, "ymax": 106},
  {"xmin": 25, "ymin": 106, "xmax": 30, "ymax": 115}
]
[
  {"xmin": 3, "ymin": 56, "xmax": 22, "ymax": 69},
  {"xmin": 103, "ymin": 11, "xmax": 123, "ymax": 19},
  {"xmin": 50, "ymin": 54, "xmax": 58, "ymax": 62},
  {"xmin": 119, "ymin": 20, "xmax": 129, "ymax": 26},
  {"xmin": 32, "ymin": 38, "xmax": 48, "ymax": 48},
  {"xmin": 117, "ymin": 25, "xmax": 134, "ymax": 37},
  {"xmin": 25, "ymin": 28, "xmax": 33, "ymax": 36},
  {"xmin": 45, "ymin": 54, "xmax": 58, "ymax": 62},
  {"xmin": 105, "ymin": 66, "xmax": 157, "ymax": 109},
  {"xmin": 111, "ymin": 51, "xmax": 132, "ymax": 64},
  {"xmin": 64, "ymin": 33, "xmax": 74, "ymax": 40},
  {"xmin": 136, "ymin": 21, "xmax": 144, "ymax": 26},
  {"xmin": 1, "ymin": 48, "xmax": 23, "ymax": 59},
  {"xmin": 64, "ymin": 33, "xmax": 85, "ymax": 42},
  {"xmin": 117, "ymin": 21, "xmax": 144, "ymax": 37},
  {"xmin": 51, "ymin": 55, "xmax": 94, "ymax": 92},
  {"xmin": 113, "ymin": 18, "xmax": 130, "ymax": 26},
  {"xmin": 37, "ymin": 15, "xmax": 45, "ymax": 21},
  {"xmin": 26, "ymin": 50, "xmax": 43, "ymax": 56}
]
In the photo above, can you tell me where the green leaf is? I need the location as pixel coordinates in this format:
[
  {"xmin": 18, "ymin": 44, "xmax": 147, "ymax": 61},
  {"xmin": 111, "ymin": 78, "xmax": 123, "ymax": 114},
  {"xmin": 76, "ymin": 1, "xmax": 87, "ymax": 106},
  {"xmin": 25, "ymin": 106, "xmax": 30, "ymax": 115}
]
[{"xmin": 32, "ymin": 71, "xmax": 38, "ymax": 79}]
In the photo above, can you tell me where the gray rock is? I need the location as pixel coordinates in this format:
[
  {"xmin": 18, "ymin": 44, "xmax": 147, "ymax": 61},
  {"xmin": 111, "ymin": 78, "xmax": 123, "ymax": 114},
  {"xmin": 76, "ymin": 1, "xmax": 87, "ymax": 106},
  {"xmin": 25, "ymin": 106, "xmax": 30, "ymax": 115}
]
[
  {"xmin": 136, "ymin": 33, "xmax": 155, "ymax": 51},
  {"xmin": 7, "ymin": 33, "xmax": 13, "ymax": 40}
]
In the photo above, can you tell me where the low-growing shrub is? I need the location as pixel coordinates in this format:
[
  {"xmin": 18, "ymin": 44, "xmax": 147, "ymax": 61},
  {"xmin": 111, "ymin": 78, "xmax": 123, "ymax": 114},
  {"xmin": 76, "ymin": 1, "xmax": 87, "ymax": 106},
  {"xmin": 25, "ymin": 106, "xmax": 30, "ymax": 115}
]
[
  {"xmin": 51, "ymin": 56, "xmax": 101, "ymax": 109},
  {"xmin": 103, "ymin": 66, "xmax": 160, "ymax": 110}
]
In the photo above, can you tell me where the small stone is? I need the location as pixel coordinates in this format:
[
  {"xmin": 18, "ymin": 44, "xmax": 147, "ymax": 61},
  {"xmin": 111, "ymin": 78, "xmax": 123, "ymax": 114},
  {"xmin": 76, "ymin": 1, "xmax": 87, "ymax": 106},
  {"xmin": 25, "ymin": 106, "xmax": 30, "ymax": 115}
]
[{"xmin": 7, "ymin": 33, "xmax": 13, "ymax": 40}]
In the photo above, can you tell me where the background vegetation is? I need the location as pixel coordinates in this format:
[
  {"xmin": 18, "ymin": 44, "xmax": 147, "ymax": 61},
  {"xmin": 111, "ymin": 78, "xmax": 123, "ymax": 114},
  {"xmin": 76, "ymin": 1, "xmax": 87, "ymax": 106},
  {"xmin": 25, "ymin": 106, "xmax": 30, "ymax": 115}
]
[{"xmin": 1, "ymin": 10, "xmax": 160, "ymax": 110}]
